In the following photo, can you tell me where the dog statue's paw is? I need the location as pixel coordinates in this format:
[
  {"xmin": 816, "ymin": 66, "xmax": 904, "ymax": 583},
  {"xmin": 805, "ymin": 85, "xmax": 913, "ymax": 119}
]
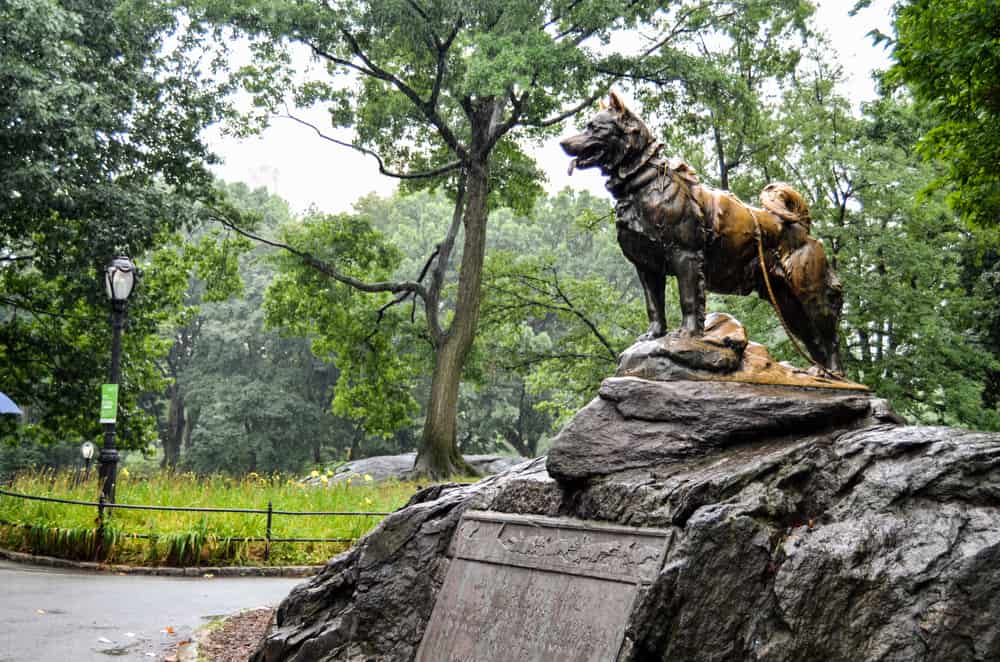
[
  {"xmin": 669, "ymin": 327, "xmax": 705, "ymax": 340},
  {"xmin": 638, "ymin": 322, "xmax": 666, "ymax": 341}
]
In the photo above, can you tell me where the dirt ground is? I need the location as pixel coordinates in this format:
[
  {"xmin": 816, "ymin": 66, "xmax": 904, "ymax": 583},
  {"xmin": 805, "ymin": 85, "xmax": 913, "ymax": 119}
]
[{"xmin": 169, "ymin": 608, "xmax": 274, "ymax": 662}]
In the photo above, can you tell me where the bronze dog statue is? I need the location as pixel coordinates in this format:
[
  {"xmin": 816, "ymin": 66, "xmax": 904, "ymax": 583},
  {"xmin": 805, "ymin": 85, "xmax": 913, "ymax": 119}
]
[{"xmin": 561, "ymin": 92, "xmax": 844, "ymax": 374}]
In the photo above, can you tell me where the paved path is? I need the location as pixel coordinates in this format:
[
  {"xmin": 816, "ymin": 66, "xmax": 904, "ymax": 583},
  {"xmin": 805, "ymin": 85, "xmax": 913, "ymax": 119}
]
[{"xmin": 0, "ymin": 560, "xmax": 302, "ymax": 661}]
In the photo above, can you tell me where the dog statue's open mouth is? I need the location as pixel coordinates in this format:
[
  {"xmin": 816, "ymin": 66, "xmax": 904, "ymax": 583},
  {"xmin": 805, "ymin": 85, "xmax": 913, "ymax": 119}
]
[{"xmin": 565, "ymin": 145, "xmax": 604, "ymax": 175}]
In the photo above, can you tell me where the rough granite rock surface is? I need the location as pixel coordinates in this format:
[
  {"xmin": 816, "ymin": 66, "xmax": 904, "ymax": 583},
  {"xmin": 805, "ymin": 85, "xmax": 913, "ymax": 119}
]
[
  {"xmin": 546, "ymin": 378, "xmax": 891, "ymax": 481},
  {"xmin": 253, "ymin": 380, "xmax": 1000, "ymax": 662}
]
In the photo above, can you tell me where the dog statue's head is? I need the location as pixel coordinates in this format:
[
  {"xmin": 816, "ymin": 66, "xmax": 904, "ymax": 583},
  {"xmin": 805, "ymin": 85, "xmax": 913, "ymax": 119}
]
[{"xmin": 561, "ymin": 91, "xmax": 659, "ymax": 180}]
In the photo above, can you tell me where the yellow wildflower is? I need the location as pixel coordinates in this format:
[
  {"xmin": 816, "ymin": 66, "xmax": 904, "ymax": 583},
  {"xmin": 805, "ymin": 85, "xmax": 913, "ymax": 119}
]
[
  {"xmin": 325, "ymin": 468, "xmax": 333, "ymax": 476},
  {"xmin": 310, "ymin": 470, "xmax": 320, "ymax": 478},
  {"xmin": 363, "ymin": 474, "xmax": 373, "ymax": 482},
  {"xmin": 320, "ymin": 475, "xmax": 329, "ymax": 485},
  {"xmin": 120, "ymin": 468, "xmax": 129, "ymax": 478},
  {"xmin": 364, "ymin": 497, "xmax": 373, "ymax": 506}
]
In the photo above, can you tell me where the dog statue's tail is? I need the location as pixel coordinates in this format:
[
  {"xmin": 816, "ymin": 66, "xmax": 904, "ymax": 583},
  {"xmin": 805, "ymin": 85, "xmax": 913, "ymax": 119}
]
[{"xmin": 759, "ymin": 182, "xmax": 812, "ymax": 232}]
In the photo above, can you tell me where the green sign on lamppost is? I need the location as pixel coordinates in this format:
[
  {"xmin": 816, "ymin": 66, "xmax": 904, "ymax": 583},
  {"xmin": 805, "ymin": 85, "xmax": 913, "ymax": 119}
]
[
  {"xmin": 98, "ymin": 256, "xmax": 136, "ymax": 505},
  {"xmin": 99, "ymin": 384, "xmax": 118, "ymax": 423}
]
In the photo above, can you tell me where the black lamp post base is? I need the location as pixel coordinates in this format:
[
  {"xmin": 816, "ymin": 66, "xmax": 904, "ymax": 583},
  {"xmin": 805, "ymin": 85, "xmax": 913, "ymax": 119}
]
[{"xmin": 98, "ymin": 446, "xmax": 119, "ymax": 504}]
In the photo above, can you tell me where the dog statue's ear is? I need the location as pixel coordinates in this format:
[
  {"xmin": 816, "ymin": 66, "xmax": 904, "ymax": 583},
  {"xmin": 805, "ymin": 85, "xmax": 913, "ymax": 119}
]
[{"xmin": 609, "ymin": 90, "xmax": 630, "ymax": 115}]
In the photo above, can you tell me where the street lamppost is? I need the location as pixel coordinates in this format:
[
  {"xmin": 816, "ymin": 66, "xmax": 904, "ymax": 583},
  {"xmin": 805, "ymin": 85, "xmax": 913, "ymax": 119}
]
[{"xmin": 99, "ymin": 256, "xmax": 135, "ymax": 505}]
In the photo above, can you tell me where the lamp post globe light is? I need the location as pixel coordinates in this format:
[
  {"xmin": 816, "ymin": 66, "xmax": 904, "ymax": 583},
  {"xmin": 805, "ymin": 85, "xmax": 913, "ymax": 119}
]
[
  {"xmin": 81, "ymin": 440, "xmax": 96, "ymax": 480},
  {"xmin": 99, "ymin": 256, "xmax": 135, "ymax": 504}
]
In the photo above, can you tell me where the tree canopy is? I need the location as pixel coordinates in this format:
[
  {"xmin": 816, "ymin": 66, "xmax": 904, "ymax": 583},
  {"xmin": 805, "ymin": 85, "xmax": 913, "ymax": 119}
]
[
  {"xmin": 860, "ymin": 0, "xmax": 1000, "ymax": 227},
  {"xmin": 0, "ymin": 0, "xmax": 229, "ymax": 447},
  {"xmin": 4, "ymin": 0, "xmax": 998, "ymax": 480}
]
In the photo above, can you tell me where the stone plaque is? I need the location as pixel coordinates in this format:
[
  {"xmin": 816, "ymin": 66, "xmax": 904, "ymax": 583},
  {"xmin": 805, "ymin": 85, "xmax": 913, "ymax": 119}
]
[{"xmin": 416, "ymin": 510, "xmax": 671, "ymax": 662}]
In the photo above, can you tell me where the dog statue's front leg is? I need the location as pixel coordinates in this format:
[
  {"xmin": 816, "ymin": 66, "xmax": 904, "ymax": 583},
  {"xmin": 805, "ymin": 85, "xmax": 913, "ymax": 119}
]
[
  {"xmin": 670, "ymin": 249, "xmax": 706, "ymax": 336},
  {"xmin": 637, "ymin": 268, "xmax": 667, "ymax": 339}
]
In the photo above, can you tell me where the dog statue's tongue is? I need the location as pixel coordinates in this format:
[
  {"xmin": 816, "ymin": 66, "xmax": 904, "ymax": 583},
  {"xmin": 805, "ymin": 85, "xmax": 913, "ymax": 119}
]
[{"xmin": 567, "ymin": 158, "xmax": 577, "ymax": 176}]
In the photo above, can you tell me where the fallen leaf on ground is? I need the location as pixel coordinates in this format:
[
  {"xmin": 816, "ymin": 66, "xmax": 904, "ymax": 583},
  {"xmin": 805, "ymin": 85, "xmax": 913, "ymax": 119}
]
[
  {"xmin": 161, "ymin": 626, "xmax": 175, "ymax": 635},
  {"xmin": 35, "ymin": 609, "xmax": 46, "ymax": 615}
]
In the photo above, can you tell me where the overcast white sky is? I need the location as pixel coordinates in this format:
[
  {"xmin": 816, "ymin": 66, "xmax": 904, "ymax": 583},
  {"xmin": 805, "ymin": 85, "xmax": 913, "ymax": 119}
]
[{"xmin": 205, "ymin": 0, "xmax": 895, "ymax": 215}]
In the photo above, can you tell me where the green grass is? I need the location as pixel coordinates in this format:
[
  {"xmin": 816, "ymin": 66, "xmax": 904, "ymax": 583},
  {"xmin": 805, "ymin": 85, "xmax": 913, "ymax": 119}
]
[{"xmin": 0, "ymin": 468, "xmax": 426, "ymax": 566}]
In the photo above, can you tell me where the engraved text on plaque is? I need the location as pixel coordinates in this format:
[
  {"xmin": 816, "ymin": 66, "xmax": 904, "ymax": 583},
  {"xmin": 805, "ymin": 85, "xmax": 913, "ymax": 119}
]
[{"xmin": 416, "ymin": 510, "xmax": 670, "ymax": 662}]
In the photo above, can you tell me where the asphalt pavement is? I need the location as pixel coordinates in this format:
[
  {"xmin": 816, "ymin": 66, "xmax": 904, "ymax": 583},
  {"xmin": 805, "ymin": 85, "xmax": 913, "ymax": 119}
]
[{"xmin": 0, "ymin": 560, "xmax": 302, "ymax": 661}]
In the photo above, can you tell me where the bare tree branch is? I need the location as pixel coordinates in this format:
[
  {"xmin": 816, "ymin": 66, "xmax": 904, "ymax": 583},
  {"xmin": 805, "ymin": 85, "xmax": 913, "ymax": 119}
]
[
  {"xmin": 208, "ymin": 205, "xmax": 428, "ymax": 301},
  {"xmin": 488, "ymin": 88, "xmax": 530, "ymax": 146},
  {"xmin": 337, "ymin": 28, "xmax": 468, "ymax": 158},
  {"xmin": 306, "ymin": 40, "xmax": 379, "ymax": 78},
  {"xmin": 282, "ymin": 110, "xmax": 461, "ymax": 180},
  {"xmin": 548, "ymin": 268, "xmax": 618, "ymax": 361},
  {"xmin": 366, "ymin": 290, "xmax": 417, "ymax": 343},
  {"xmin": 528, "ymin": 86, "xmax": 611, "ymax": 128},
  {"xmin": 404, "ymin": 0, "xmax": 431, "ymax": 25},
  {"xmin": 425, "ymin": 171, "xmax": 467, "ymax": 344},
  {"xmin": 416, "ymin": 246, "xmax": 440, "ymax": 284}
]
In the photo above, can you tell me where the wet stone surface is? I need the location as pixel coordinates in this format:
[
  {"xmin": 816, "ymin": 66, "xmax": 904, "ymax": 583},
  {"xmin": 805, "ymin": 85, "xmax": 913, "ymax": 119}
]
[{"xmin": 252, "ymin": 380, "xmax": 1000, "ymax": 662}]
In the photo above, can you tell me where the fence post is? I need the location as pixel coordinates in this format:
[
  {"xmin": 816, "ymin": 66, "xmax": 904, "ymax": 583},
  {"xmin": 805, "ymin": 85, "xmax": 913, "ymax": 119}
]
[
  {"xmin": 265, "ymin": 500, "xmax": 273, "ymax": 562},
  {"xmin": 95, "ymin": 494, "xmax": 105, "ymax": 561}
]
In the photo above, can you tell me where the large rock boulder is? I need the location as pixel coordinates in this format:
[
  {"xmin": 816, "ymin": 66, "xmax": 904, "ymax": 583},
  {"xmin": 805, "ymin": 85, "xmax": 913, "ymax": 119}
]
[{"xmin": 254, "ymin": 380, "xmax": 1000, "ymax": 662}]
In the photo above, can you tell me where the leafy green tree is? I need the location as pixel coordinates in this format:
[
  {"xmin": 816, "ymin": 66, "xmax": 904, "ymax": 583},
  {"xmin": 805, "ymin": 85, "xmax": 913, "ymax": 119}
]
[
  {"xmin": 152, "ymin": 184, "xmax": 418, "ymax": 475},
  {"xmin": 0, "ymin": 0, "xmax": 227, "ymax": 452},
  {"xmin": 481, "ymin": 190, "xmax": 645, "ymax": 424},
  {"xmin": 179, "ymin": 273, "xmax": 346, "ymax": 475},
  {"xmin": 186, "ymin": 0, "xmax": 746, "ymax": 476},
  {"xmin": 150, "ymin": 184, "xmax": 276, "ymax": 468},
  {"xmin": 859, "ymin": 0, "xmax": 1000, "ymax": 227},
  {"xmin": 959, "ymin": 225, "xmax": 1000, "ymax": 414},
  {"xmin": 639, "ymin": 0, "xmax": 815, "ymax": 192}
]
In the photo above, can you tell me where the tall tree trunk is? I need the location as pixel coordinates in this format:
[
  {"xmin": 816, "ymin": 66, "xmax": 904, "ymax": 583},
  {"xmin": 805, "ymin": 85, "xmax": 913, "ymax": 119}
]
[
  {"xmin": 161, "ymin": 384, "xmax": 184, "ymax": 469},
  {"xmin": 413, "ymin": 160, "xmax": 490, "ymax": 478},
  {"xmin": 713, "ymin": 124, "xmax": 730, "ymax": 190},
  {"xmin": 183, "ymin": 406, "xmax": 198, "ymax": 451}
]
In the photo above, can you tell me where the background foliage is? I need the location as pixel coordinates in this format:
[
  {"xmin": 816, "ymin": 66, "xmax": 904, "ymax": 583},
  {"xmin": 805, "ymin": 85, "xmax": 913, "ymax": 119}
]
[{"xmin": 3, "ymin": 0, "xmax": 998, "ymax": 481}]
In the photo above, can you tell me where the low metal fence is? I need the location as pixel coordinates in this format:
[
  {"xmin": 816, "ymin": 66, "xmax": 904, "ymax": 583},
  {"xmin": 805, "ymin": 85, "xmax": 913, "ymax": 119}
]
[{"xmin": 0, "ymin": 487, "xmax": 393, "ymax": 562}]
